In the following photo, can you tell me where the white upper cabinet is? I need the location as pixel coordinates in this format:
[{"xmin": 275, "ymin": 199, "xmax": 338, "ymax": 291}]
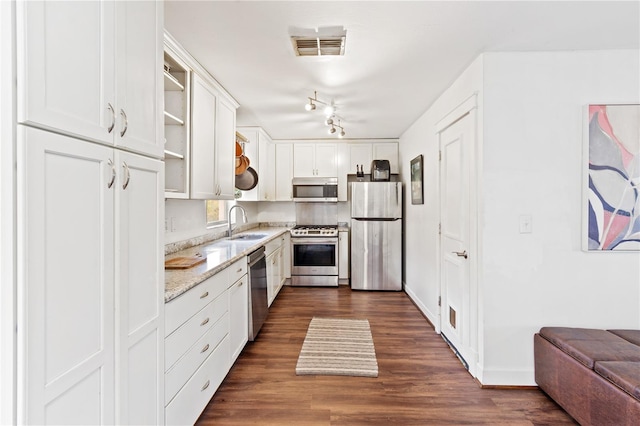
[
  {"xmin": 17, "ymin": 0, "xmax": 163, "ymax": 158},
  {"xmin": 274, "ymin": 143, "xmax": 293, "ymax": 201},
  {"xmin": 293, "ymin": 143, "xmax": 337, "ymax": 177},
  {"xmin": 190, "ymin": 74, "xmax": 217, "ymax": 200},
  {"xmin": 215, "ymin": 95, "xmax": 237, "ymax": 200}
]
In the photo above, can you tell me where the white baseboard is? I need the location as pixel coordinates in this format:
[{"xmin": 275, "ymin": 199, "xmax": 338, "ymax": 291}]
[
  {"xmin": 403, "ymin": 283, "xmax": 440, "ymax": 333},
  {"xmin": 476, "ymin": 366, "xmax": 536, "ymax": 386}
]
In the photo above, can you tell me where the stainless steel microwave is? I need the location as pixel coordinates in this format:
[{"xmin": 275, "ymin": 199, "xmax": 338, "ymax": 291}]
[{"xmin": 292, "ymin": 177, "xmax": 338, "ymax": 202}]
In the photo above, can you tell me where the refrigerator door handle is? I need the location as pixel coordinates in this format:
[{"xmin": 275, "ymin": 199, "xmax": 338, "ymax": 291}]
[{"xmin": 396, "ymin": 183, "xmax": 399, "ymax": 205}]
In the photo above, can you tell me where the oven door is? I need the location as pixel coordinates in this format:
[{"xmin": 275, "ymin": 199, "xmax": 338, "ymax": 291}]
[{"xmin": 291, "ymin": 237, "xmax": 338, "ymax": 276}]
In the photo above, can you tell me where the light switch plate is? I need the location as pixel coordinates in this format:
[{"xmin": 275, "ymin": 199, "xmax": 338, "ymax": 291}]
[{"xmin": 519, "ymin": 215, "xmax": 532, "ymax": 234}]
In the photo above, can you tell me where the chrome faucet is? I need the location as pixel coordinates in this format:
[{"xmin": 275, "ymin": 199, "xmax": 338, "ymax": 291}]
[{"xmin": 227, "ymin": 205, "xmax": 248, "ymax": 238}]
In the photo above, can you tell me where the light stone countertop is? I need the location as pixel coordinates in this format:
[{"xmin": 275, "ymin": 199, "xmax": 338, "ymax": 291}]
[{"xmin": 164, "ymin": 226, "xmax": 290, "ymax": 303}]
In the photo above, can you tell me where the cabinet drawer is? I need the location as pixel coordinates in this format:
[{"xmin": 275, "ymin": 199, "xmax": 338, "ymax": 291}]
[
  {"xmin": 165, "ymin": 291, "xmax": 227, "ymax": 371},
  {"xmin": 264, "ymin": 238, "xmax": 282, "ymax": 257},
  {"xmin": 165, "ymin": 270, "xmax": 228, "ymax": 337},
  {"xmin": 165, "ymin": 336, "xmax": 230, "ymax": 426},
  {"xmin": 228, "ymin": 258, "xmax": 247, "ymax": 286},
  {"xmin": 165, "ymin": 312, "xmax": 229, "ymax": 405}
]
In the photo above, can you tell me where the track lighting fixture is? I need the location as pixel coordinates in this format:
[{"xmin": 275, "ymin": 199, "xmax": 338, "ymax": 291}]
[{"xmin": 304, "ymin": 90, "xmax": 346, "ymax": 138}]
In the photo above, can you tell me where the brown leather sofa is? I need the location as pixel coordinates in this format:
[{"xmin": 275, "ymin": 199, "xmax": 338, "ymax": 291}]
[{"xmin": 534, "ymin": 327, "xmax": 640, "ymax": 425}]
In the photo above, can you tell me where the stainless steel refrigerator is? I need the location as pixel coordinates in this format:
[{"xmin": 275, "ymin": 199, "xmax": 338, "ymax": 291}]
[{"xmin": 350, "ymin": 181, "xmax": 402, "ymax": 291}]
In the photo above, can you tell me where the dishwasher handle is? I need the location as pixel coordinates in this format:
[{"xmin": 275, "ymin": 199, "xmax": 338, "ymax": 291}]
[{"xmin": 248, "ymin": 246, "xmax": 266, "ymax": 266}]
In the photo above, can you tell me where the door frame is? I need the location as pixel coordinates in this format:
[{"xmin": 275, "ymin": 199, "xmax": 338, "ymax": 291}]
[{"xmin": 436, "ymin": 94, "xmax": 480, "ymax": 378}]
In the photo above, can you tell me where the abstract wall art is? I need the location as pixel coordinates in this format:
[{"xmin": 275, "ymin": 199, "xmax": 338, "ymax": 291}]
[{"xmin": 586, "ymin": 104, "xmax": 640, "ymax": 251}]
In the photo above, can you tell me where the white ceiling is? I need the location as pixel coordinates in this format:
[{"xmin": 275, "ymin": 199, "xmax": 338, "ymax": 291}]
[{"xmin": 164, "ymin": 1, "xmax": 639, "ymax": 141}]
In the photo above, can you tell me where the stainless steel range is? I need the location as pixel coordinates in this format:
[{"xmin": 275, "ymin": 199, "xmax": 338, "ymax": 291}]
[{"xmin": 290, "ymin": 202, "xmax": 339, "ymax": 287}]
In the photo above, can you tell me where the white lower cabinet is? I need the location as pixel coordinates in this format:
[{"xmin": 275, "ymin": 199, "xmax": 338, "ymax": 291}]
[
  {"xmin": 229, "ymin": 275, "xmax": 249, "ymax": 363},
  {"xmin": 265, "ymin": 236, "xmax": 286, "ymax": 306},
  {"xmin": 18, "ymin": 126, "xmax": 164, "ymax": 425},
  {"xmin": 164, "ymin": 258, "xmax": 248, "ymax": 424}
]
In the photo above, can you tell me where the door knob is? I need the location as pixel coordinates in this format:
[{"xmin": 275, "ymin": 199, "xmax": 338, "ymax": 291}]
[{"xmin": 452, "ymin": 250, "xmax": 468, "ymax": 259}]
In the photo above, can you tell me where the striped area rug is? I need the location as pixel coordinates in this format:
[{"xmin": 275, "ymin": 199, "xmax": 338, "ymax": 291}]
[{"xmin": 295, "ymin": 317, "xmax": 378, "ymax": 377}]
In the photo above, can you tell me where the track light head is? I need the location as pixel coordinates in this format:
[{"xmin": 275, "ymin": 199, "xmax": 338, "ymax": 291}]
[
  {"xmin": 328, "ymin": 125, "xmax": 336, "ymax": 134},
  {"xmin": 325, "ymin": 117, "xmax": 334, "ymax": 126},
  {"xmin": 324, "ymin": 105, "xmax": 335, "ymax": 117},
  {"xmin": 305, "ymin": 100, "xmax": 316, "ymax": 111},
  {"xmin": 339, "ymin": 129, "xmax": 345, "ymax": 138}
]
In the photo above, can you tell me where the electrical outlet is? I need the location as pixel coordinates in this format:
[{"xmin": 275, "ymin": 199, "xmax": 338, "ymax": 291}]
[{"xmin": 519, "ymin": 215, "xmax": 532, "ymax": 234}]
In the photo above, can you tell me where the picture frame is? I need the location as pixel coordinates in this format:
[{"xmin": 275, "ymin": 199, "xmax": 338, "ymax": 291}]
[
  {"xmin": 410, "ymin": 155, "xmax": 424, "ymax": 205},
  {"xmin": 583, "ymin": 104, "xmax": 640, "ymax": 251}
]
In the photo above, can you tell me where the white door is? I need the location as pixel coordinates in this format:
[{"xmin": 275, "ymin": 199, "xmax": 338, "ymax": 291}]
[
  {"xmin": 114, "ymin": 151, "xmax": 164, "ymax": 425},
  {"xmin": 229, "ymin": 275, "xmax": 249, "ymax": 363},
  {"xmin": 17, "ymin": 0, "xmax": 115, "ymax": 144},
  {"xmin": 114, "ymin": 0, "xmax": 163, "ymax": 158},
  {"xmin": 439, "ymin": 111, "xmax": 473, "ymax": 372},
  {"xmin": 190, "ymin": 74, "xmax": 217, "ymax": 199},
  {"xmin": 19, "ymin": 127, "xmax": 115, "ymax": 425}
]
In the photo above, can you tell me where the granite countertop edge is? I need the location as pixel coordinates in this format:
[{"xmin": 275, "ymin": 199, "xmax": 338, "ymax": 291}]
[{"xmin": 164, "ymin": 226, "xmax": 290, "ymax": 303}]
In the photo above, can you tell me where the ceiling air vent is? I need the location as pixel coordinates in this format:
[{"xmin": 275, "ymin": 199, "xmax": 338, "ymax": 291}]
[{"xmin": 291, "ymin": 35, "xmax": 346, "ymax": 56}]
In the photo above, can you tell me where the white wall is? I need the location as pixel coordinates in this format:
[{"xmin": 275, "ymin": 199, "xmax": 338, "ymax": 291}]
[
  {"xmin": 400, "ymin": 49, "xmax": 640, "ymax": 386},
  {"xmin": 164, "ymin": 199, "xmax": 259, "ymax": 245},
  {"xmin": 480, "ymin": 50, "xmax": 640, "ymax": 385},
  {"xmin": 400, "ymin": 56, "xmax": 484, "ymax": 328}
]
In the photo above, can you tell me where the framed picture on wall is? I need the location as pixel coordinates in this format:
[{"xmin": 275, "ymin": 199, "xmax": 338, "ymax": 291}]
[
  {"xmin": 410, "ymin": 155, "xmax": 423, "ymax": 205},
  {"xmin": 584, "ymin": 104, "xmax": 640, "ymax": 251}
]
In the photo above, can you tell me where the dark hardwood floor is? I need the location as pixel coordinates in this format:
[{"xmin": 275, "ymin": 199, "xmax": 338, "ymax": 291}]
[{"xmin": 196, "ymin": 285, "xmax": 575, "ymax": 425}]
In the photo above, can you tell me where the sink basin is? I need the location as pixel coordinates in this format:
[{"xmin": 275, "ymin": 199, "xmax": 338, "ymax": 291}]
[{"xmin": 230, "ymin": 233, "xmax": 267, "ymax": 241}]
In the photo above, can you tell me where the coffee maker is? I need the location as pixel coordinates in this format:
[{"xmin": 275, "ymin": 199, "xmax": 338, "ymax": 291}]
[{"xmin": 370, "ymin": 159, "xmax": 391, "ymax": 181}]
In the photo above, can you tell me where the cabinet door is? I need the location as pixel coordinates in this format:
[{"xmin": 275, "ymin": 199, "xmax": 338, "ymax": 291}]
[
  {"xmin": 114, "ymin": 0, "xmax": 163, "ymax": 158},
  {"xmin": 190, "ymin": 74, "xmax": 217, "ymax": 199},
  {"xmin": 339, "ymin": 231, "xmax": 350, "ymax": 280},
  {"xmin": 115, "ymin": 151, "xmax": 164, "ymax": 425},
  {"xmin": 373, "ymin": 143, "xmax": 399, "ymax": 173},
  {"xmin": 215, "ymin": 95, "xmax": 236, "ymax": 200},
  {"xmin": 17, "ymin": 0, "xmax": 115, "ymax": 145},
  {"xmin": 261, "ymin": 140, "xmax": 276, "ymax": 201},
  {"xmin": 266, "ymin": 252, "xmax": 277, "ymax": 307},
  {"xmin": 19, "ymin": 127, "xmax": 115, "ymax": 425},
  {"xmin": 229, "ymin": 275, "xmax": 248, "ymax": 363},
  {"xmin": 314, "ymin": 144, "xmax": 337, "ymax": 177},
  {"xmin": 275, "ymin": 143, "xmax": 293, "ymax": 201},
  {"xmin": 348, "ymin": 144, "xmax": 372, "ymax": 174},
  {"xmin": 292, "ymin": 144, "xmax": 315, "ymax": 177}
]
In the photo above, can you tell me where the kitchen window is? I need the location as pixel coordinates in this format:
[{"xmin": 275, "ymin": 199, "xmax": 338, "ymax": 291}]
[{"xmin": 206, "ymin": 200, "xmax": 228, "ymax": 227}]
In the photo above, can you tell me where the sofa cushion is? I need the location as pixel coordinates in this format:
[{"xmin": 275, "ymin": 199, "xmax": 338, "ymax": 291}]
[
  {"xmin": 594, "ymin": 361, "xmax": 640, "ymax": 401},
  {"xmin": 539, "ymin": 327, "xmax": 640, "ymax": 369},
  {"xmin": 609, "ymin": 330, "xmax": 640, "ymax": 347}
]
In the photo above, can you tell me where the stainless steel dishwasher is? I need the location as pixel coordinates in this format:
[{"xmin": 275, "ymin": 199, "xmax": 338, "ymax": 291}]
[{"xmin": 247, "ymin": 246, "xmax": 268, "ymax": 341}]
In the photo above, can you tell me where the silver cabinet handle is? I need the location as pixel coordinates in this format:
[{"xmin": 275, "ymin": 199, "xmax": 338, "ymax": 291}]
[
  {"xmin": 120, "ymin": 109, "xmax": 128, "ymax": 137},
  {"xmin": 107, "ymin": 103, "xmax": 115, "ymax": 133},
  {"xmin": 107, "ymin": 158, "xmax": 116, "ymax": 189},
  {"xmin": 236, "ymin": 268, "xmax": 242, "ymax": 273},
  {"xmin": 200, "ymin": 343, "xmax": 210, "ymax": 353},
  {"xmin": 201, "ymin": 380, "xmax": 210, "ymax": 391},
  {"xmin": 122, "ymin": 161, "xmax": 130, "ymax": 190},
  {"xmin": 452, "ymin": 250, "xmax": 468, "ymax": 259},
  {"xmin": 200, "ymin": 317, "xmax": 210, "ymax": 326},
  {"xmin": 200, "ymin": 291, "xmax": 209, "ymax": 299}
]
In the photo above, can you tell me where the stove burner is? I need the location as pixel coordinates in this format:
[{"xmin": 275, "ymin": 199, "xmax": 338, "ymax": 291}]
[{"xmin": 290, "ymin": 225, "xmax": 338, "ymax": 237}]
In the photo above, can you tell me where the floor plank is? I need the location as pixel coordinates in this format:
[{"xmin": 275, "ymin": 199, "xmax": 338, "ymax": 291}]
[{"xmin": 196, "ymin": 286, "xmax": 575, "ymax": 425}]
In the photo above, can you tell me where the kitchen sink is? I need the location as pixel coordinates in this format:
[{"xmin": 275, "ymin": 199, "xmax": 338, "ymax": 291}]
[{"xmin": 230, "ymin": 233, "xmax": 268, "ymax": 241}]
